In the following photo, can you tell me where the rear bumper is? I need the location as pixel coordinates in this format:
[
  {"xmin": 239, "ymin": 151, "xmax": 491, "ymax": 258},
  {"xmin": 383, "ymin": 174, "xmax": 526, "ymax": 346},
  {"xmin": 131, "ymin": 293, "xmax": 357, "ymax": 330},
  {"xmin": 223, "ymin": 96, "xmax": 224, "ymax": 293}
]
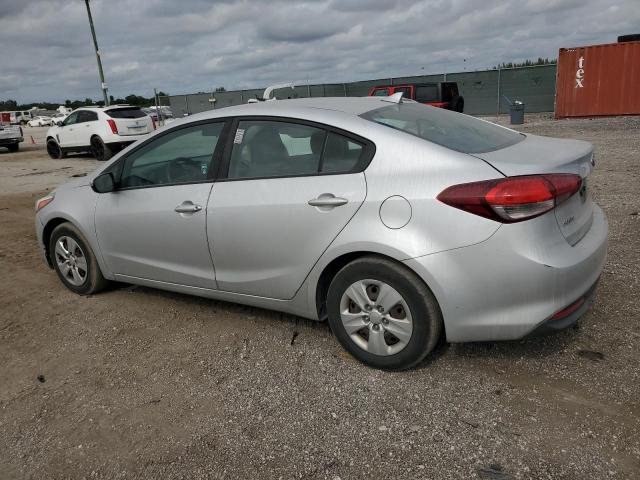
[
  {"xmin": 525, "ymin": 279, "xmax": 599, "ymax": 337},
  {"xmin": 0, "ymin": 137, "xmax": 22, "ymax": 145},
  {"xmin": 403, "ymin": 204, "xmax": 608, "ymax": 342}
]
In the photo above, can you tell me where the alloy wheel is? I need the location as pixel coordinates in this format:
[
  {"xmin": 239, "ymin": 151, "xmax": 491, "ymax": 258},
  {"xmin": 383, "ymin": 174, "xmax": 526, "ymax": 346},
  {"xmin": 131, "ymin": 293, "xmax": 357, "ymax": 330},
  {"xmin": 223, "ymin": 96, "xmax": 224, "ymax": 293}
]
[
  {"xmin": 91, "ymin": 138, "xmax": 104, "ymax": 160},
  {"xmin": 54, "ymin": 236, "xmax": 88, "ymax": 286}
]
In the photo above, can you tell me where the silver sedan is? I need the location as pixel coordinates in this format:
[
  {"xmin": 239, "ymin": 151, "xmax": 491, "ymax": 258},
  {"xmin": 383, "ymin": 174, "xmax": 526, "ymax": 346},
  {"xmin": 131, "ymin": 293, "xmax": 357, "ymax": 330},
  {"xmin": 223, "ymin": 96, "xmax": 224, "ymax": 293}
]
[{"xmin": 34, "ymin": 96, "xmax": 608, "ymax": 370}]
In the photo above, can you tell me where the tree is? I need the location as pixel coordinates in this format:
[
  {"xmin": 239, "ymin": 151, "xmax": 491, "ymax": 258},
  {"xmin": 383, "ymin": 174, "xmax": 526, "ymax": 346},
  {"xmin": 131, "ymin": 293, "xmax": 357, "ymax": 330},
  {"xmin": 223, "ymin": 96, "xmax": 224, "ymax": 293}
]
[
  {"xmin": 493, "ymin": 57, "xmax": 556, "ymax": 69},
  {"xmin": 0, "ymin": 99, "xmax": 18, "ymax": 110},
  {"xmin": 215, "ymin": 87, "xmax": 226, "ymax": 92}
]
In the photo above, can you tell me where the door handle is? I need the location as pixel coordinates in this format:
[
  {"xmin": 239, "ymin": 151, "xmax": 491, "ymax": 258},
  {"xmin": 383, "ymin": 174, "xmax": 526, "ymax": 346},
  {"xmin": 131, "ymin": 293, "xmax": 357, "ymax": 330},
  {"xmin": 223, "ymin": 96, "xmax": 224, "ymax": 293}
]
[
  {"xmin": 174, "ymin": 201, "xmax": 202, "ymax": 214},
  {"xmin": 308, "ymin": 194, "xmax": 348, "ymax": 208}
]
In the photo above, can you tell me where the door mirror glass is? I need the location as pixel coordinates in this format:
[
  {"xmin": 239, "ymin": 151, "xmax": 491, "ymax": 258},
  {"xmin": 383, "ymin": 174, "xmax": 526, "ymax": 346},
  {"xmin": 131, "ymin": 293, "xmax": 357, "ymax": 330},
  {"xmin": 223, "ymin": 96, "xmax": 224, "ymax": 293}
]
[{"xmin": 92, "ymin": 172, "xmax": 116, "ymax": 193}]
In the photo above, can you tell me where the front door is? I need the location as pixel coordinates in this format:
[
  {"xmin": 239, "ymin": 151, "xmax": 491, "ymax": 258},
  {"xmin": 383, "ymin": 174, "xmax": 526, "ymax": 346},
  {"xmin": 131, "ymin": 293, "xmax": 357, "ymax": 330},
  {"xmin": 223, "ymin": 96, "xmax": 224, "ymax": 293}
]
[
  {"xmin": 95, "ymin": 121, "xmax": 226, "ymax": 288},
  {"xmin": 58, "ymin": 111, "xmax": 79, "ymax": 147},
  {"xmin": 207, "ymin": 119, "xmax": 370, "ymax": 299}
]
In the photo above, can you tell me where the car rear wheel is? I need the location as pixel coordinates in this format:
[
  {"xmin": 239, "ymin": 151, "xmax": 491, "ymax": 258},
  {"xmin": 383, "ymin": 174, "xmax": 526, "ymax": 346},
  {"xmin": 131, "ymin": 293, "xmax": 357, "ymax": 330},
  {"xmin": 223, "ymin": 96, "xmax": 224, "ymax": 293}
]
[
  {"xmin": 46, "ymin": 139, "xmax": 65, "ymax": 159},
  {"xmin": 90, "ymin": 136, "xmax": 113, "ymax": 161},
  {"xmin": 49, "ymin": 223, "xmax": 109, "ymax": 295},
  {"xmin": 326, "ymin": 256, "xmax": 443, "ymax": 370},
  {"xmin": 7, "ymin": 143, "xmax": 19, "ymax": 152}
]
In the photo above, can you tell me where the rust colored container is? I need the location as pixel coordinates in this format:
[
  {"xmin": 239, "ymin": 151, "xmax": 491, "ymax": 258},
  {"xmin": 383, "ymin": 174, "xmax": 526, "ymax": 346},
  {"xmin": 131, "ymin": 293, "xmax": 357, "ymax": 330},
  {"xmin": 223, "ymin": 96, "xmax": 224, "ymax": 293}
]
[{"xmin": 555, "ymin": 41, "xmax": 640, "ymax": 118}]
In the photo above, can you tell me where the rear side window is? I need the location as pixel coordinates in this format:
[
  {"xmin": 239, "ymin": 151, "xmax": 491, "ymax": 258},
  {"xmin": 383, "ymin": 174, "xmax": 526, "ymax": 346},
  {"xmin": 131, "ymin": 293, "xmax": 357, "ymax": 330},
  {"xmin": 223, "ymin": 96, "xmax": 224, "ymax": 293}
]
[
  {"xmin": 441, "ymin": 83, "xmax": 459, "ymax": 101},
  {"xmin": 415, "ymin": 85, "xmax": 439, "ymax": 103},
  {"xmin": 77, "ymin": 111, "xmax": 98, "ymax": 123},
  {"xmin": 321, "ymin": 133, "xmax": 363, "ymax": 173},
  {"xmin": 361, "ymin": 103, "xmax": 523, "ymax": 154},
  {"xmin": 228, "ymin": 121, "xmax": 325, "ymax": 179},
  {"xmin": 227, "ymin": 120, "xmax": 370, "ymax": 180},
  {"xmin": 393, "ymin": 87, "xmax": 412, "ymax": 99},
  {"xmin": 106, "ymin": 108, "xmax": 146, "ymax": 119}
]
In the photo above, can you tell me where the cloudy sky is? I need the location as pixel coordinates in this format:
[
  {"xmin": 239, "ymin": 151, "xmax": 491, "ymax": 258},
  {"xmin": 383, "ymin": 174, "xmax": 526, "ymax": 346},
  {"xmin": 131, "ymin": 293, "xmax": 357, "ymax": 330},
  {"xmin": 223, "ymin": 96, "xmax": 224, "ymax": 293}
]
[{"xmin": 1, "ymin": 0, "xmax": 638, "ymax": 103}]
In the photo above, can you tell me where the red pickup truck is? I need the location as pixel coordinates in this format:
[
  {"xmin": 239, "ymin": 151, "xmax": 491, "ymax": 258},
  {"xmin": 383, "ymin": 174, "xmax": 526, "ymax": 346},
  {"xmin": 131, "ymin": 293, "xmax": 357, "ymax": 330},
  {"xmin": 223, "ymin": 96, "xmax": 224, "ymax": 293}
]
[{"xmin": 368, "ymin": 82, "xmax": 464, "ymax": 112}]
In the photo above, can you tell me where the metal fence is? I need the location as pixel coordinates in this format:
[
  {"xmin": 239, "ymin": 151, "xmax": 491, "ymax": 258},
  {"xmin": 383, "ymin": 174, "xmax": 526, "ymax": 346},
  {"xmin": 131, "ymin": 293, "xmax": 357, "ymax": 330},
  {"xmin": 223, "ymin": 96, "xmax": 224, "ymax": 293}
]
[{"xmin": 160, "ymin": 64, "xmax": 557, "ymax": 117}]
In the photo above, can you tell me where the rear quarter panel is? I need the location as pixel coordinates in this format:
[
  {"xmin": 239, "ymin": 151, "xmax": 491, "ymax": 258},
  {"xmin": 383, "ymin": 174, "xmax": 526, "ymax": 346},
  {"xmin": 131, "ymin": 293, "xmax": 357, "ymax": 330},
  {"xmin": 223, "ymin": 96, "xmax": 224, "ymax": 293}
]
[{"xmin": 300, "ymin": 120, "xmax": 508, "ymax": 314}]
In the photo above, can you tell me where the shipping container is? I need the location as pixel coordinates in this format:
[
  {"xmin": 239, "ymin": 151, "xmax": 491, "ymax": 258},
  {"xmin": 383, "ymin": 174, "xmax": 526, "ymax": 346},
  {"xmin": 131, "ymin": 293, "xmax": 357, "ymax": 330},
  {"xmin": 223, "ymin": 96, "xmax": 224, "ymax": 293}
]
[{"xmin": 556, "ymin": 41, "xmax": 640, "ymax": 118}]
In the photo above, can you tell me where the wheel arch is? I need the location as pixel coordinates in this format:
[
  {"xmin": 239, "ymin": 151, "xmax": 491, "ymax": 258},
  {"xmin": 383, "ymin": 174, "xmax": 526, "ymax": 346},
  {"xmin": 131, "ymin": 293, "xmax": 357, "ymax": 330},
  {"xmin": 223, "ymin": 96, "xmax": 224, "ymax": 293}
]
[
  {"xmin": 314, "ymin": 250, "xmax": 439, "ymax": 322},
  {"xmin": 41, "ymin": 217, "xmax": 71, "ymax": 267}
]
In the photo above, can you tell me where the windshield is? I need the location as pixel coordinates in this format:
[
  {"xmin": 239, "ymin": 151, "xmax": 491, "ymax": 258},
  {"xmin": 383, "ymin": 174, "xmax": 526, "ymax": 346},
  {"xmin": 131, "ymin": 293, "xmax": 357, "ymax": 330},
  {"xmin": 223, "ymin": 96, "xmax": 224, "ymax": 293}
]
[
  {"xmin": 361, "ymin": 103, "xmax": 524, "ymax": 154},
  {"xmin": 106, "ymin": 107, "xmax": 146, "ymax": 119}
]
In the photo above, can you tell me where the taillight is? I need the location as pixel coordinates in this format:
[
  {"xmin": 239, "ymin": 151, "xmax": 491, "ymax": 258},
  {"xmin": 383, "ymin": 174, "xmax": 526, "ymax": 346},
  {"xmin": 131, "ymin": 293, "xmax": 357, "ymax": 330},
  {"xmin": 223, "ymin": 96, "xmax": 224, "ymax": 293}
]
[
  {"xmin": 151, "ymin": 117, "xmax": 156, "ymax": 130},
  {"xmin": 437, "ymin": 174, "xmax": 582, "ymax": 223},
  {"xmin": 107, "ymin": 119, "xmax": 118, "ymax": 134}
]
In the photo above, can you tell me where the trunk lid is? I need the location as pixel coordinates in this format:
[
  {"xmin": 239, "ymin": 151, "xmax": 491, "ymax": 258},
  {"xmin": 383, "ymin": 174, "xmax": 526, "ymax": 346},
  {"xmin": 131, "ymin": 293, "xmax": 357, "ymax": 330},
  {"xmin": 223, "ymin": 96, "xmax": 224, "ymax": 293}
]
[
  {"xmin": 105, "ymin": 107, "xmax": 153, "ymax": 136},
  {"xmin": 474, "ymin": 134, "xmax": 595, "ymax": 245}
]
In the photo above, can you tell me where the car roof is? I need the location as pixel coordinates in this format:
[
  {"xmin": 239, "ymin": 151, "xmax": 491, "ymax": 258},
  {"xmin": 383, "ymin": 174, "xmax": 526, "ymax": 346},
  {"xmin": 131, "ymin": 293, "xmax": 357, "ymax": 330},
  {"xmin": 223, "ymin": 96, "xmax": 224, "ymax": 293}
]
[
  {"xmin": 74, "ymin": 105, "xmax": 140, "ymax": 111},
  {"xmin": 187, "ymin": 96, "xmax": 397, "ymax": 123}
]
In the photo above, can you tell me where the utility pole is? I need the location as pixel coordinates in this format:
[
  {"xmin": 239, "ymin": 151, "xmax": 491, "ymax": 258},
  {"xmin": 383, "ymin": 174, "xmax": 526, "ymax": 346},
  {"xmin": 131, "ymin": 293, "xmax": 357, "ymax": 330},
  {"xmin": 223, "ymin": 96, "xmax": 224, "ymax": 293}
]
[{"xmin": 84, "ymin": 0, "xmax": 109, "ymax": 106}]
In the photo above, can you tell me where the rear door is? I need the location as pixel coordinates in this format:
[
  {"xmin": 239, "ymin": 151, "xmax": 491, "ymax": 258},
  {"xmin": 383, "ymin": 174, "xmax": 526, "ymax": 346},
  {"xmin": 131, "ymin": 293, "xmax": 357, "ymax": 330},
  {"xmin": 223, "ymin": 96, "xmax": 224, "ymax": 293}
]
[
  {"xmin": 105, "ymin": 107, "xmax": 154, "ymax": 136},
  {"xmin": 207, "ymin": 118, "xmax": 372, "ymax": 299}
]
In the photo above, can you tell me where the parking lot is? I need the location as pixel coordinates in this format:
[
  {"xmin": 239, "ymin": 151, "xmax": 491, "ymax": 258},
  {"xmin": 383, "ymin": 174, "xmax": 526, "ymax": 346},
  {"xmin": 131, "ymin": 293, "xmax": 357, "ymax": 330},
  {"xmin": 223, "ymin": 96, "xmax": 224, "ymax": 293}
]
[{"xmin": 0, "ymin": 115, "xmax": 639, "ymax": 479}]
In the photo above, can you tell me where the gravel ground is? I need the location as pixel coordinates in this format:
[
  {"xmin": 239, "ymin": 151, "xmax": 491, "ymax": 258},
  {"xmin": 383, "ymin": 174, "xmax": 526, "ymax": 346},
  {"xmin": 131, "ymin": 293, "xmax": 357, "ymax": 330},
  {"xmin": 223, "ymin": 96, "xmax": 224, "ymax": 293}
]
[{"xmin": 0, "ymin": 115, "xmax": 639, "ymax": 479}]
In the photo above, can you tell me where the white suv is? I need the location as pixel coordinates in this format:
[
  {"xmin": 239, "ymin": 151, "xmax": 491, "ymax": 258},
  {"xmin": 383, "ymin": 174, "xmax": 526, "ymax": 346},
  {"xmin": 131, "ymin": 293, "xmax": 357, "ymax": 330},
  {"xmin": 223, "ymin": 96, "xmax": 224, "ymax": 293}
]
[{"xmin": 45, "ymin": 105, "xmax": 155, "ymax": 161}]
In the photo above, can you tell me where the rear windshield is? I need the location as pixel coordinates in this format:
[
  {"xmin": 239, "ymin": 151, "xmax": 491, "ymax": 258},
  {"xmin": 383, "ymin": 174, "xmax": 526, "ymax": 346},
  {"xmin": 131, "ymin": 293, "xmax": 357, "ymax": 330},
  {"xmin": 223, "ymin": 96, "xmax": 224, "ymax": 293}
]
[
  {"xmin": 106, "ymin": 107, "xmax": 146, "ymax": 119},
  {"xmin": 361, "ymin": 103, "xmax": 524, "ymax": 154}
]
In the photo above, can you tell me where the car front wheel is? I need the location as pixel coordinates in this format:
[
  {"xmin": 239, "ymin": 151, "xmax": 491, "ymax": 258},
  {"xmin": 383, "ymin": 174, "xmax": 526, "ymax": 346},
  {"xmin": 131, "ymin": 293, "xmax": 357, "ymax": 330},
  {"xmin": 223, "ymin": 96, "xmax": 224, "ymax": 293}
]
[
  {"xmin": 327, "ymin": 256, "xmax": 443, "ymax": 370},
  {"xmin": 49, "ymin": 222, "xmax": 109, "ymax": 295},
  {"xmin": 46, "ymin": 139, "xmax": 65, "ymax": 159}
]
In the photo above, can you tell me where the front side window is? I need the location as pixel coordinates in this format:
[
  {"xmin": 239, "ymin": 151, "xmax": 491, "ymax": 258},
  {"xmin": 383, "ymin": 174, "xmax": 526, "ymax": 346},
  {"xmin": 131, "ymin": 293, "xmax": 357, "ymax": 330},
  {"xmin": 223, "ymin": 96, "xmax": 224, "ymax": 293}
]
[
  {"xmin": 228, "ymin": 121, "xmax": 325, "ymax": 179},
  {"xmin": 361, "ymin": 103, "xmax": 524, "ymax": 154},
  {"xmin": 62, "ymin": 112, "xmax": 78, "ymax": 126},
  {"xmin": 120, "ymin": 122, "xmax": 223, "ymax": 188}
]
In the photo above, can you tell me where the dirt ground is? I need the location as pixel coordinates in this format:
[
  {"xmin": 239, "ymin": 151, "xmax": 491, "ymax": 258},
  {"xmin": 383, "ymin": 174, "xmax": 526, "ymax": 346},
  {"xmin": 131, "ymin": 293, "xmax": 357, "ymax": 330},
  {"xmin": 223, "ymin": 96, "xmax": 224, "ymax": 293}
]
[{"xmin": 0, "ymin": 115, "xmax": 639, "ymax": 479}]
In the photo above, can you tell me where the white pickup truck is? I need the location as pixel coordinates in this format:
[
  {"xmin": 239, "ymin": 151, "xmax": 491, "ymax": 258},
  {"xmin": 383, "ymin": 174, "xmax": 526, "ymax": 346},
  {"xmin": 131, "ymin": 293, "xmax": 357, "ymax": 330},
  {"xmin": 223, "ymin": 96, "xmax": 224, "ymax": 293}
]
[{"xmin": 0, "ymin": 123, "xmax": 24, "ymax": 152}]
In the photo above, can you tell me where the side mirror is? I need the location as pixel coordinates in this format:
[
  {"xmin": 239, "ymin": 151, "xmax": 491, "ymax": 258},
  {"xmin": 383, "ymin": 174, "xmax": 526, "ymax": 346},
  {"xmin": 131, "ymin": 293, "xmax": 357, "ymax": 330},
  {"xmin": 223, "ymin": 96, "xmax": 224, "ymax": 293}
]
[{"xmin": 92, "ymin": 172, "xmax": 116, "ymax": 193}]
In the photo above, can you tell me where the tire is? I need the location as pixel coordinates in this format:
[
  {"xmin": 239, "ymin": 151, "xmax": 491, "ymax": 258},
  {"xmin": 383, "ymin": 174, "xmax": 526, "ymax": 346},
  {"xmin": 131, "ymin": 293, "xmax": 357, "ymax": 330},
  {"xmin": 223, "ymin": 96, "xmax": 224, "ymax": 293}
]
[
  {"xmin": 46, "ymin": 139, "xmax": 65, "ymax": 159},
  {"xmin": 326, "ymin": 256, "xmax": 443, "ymax": 370},
  {"xmin": 7, "ymin": 143, "xmax": 19, "ymax": 152},
  {"xmin": 90, "ymin": 136, "xmax": 113, "ymax": 161},
  {"xmin": 49, "ymin": 222, "xmax": 109, "ymax": 295}
]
